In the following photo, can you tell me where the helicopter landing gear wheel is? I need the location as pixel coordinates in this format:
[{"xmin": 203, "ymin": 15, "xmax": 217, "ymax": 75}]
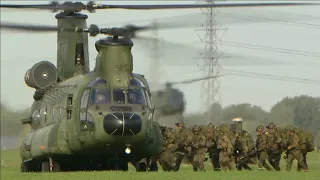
[
  {"xmin": 41, "ymin": 161, "xmax": 50, "ymax": 172},
  {"xmin": 137, "ymin": 162, "xmax": 147, "ymax": 172},
  {"xmin": 20, "ymin": 161, "xmax": 29, "ymax": 172}
]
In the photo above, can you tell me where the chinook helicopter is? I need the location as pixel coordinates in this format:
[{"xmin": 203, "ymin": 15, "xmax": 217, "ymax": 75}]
[
  {"xmin": 150, "ymin": 75, "xmax": 223, "ymax": 127},
  {"xmin": 1, "ymin": 0, "xmax": 319, "ymax": 173}
]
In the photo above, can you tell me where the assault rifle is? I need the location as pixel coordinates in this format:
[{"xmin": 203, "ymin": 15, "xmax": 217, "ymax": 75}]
[
  {"xmin": 239, "ymin": 148, "xmax": 258, "ymax": 161},
  {"xmin": 282, "ymin": 141, "xmax": 289, "ymax": 160}
]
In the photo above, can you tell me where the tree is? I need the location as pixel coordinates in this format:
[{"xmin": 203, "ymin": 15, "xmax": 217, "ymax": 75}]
[
  {"xmin": 1, "ymin": 103, "xmax": 29, "ymax": 136},
  {"xmin": 269, "ymin": 98, "xmax": 295, "ymax": 126},
  {"xmin": 269, "ymin": 95, "xmax": 320, "ymax": 136}
]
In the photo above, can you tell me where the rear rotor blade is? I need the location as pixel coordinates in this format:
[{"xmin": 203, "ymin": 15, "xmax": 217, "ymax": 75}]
[
  {"xmin": 133, "ymin": 36, "xmax": 290, "ymax": 67},
  {"xmin": 0, "ymin": 1, "xmax": 319, "ymax": 12},
  {"xmin": 148, "ymin": 74, "xmax": 225, "ymax": 90},
  {"xmin": 0, "ymin": 22, "xmax": 58, "ymax": 32},
  {"xmin": 170, "ymin": 75, "xmax": 225, "ymax": 85},
  {"xmin": 101, "ymin": 2, "xmax": 320, "ymax": 10}
]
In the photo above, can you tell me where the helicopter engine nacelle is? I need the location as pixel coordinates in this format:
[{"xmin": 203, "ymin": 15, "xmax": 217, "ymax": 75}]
[{"xmin": 24, "ymin": 61, "xmax": 58, "ymax": 89}]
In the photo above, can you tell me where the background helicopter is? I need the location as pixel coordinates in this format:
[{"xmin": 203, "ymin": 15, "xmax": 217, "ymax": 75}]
[
  {"xmin": 150, "ymin": 75, "xmax": 223, "ymax": 127},
  {"xmin": 1, "ymin": 0, "xmax": 319, "ymax": 173}
]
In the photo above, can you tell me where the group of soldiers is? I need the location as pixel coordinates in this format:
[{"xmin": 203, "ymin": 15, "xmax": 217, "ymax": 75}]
[{"xmin": 155, "ymin": 122, "xmax": 315, "ymax": 172}]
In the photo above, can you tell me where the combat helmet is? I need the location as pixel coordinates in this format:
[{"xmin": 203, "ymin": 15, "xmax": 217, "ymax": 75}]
[
  {"xmin": 256, "ymin": 125, "xmax": 264, "ymax": 132},
  {"xmin": 285, "ymin": 125, "xmax": 294, "ymax": 132},
  {"xmin": 175, "ymin": 121, "xmax": 184, "ymax": 127},
  {"xmin": 235, "ymin": 129, "xmax": 242, "ymax": 135},
  {"xmin": 192, "ymin": 125, "xmax": 201, "ymax": 132},
  {"xmin": 208, "ymin": 123, "xmax": 215, "ymax": 128},
  {"xmin": 266, "ymin": 122, "xmax": 276, "ymax": 129}
]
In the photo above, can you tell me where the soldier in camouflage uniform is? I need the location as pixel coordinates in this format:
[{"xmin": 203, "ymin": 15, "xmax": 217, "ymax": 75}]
[
  {"xmin": 217, "ymin": 129, "xmax": 233, "ymax": 171},
  {"xmin": 189, "ymin": 125, "xmax": 207, "ymax": 172},
  {"xmin": 158, "ymin": 127, "xmax": 176, "ymax": 171},
  {"xmin": 173, "ymin": 122, "xmax": 192, "ymax": 172},
  {"xmin": 255, "ymin": 125, "xmax": 272, "ymax": 171},
  {"xmin": 245, "ymin": 130, "xmax": 257, "ymax": 165},
  {"xmin": 285, "ymin": 126, "xmax": 309, "ymax": 172},
  {"xmin": 206, "ymin": 123, "xmax": 221, "ymax": 171},
  {"xmin": 265, "ymin": 122, "xmax": 282, "ymax": 171},
  {"xmin": 234, "ymin": 130, "xmax": 252, "ymax": 171},
  {"xmin": 289, "ymin": 127, "xmax": 310, "ymax": 172}
]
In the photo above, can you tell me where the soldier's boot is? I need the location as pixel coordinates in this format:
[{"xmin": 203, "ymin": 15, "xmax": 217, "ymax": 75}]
[
  {"xmin": 192, "ymin": 165, "xmax": 198, "ymax": 172},
  {"xmin": 262, "ymin": 162, "xmax": 273, "ymax": 171},
  {"xmin": 199, "ymin": 168, "xmax": 206, "ymax": 172},
  {"xmin": 273, "ymin": 165, "xmax": 281, "ymax": 171},
  {"xmin": 243, "ymin": 164, "xmax": 252, "ymax": 171},
  {"xmin": 236, "ymin": 164, "xmax": 243, "ymax": 171}
]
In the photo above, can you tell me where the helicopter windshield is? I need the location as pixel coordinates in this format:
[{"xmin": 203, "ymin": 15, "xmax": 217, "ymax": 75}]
[
  {"xmin": 128, "ymin": 78, "xmax": 147, "ymax": 105},
  {"xmin": 90, "ymin": 88, "xmax": 111, "ymax": 104},
  {"xmin": 113, "ymin": 89, "xmax": 126, "ymax": 104},
  {"xmin": 128, "ymin": 89, "xmax": 147, "ymax": 105},
  {"xmin": 87, "ymin": 77, "xmax": 148, "ymax": 105},
  {"xmin": 112, "ymin": 89, "xmax": 147, "ymax": 105}
]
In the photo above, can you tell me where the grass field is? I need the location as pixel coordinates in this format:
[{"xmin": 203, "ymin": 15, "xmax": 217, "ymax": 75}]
[{"xmin": 1, "ymin": 150, "xmax": 320, "ymax": 180}]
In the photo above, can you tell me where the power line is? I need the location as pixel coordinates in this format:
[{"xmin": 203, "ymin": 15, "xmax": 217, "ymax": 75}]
[
  {"xmin": 99, "ymin": 11, "xmax": 320, "ymax": 29},
  {"xmin": 219, "ymin": 12, "xmax": 320, "ymax": 29},
  {"xmin": 221, "ymin": 69, "xmax": 320, "ymax": 84},
  {"xmin": 219, "ymin": 41, "xmax": 320, "ymax": 57},
  {"xmin": 196, "ymin": 40, "xmax": 320, "ymax": 58}
]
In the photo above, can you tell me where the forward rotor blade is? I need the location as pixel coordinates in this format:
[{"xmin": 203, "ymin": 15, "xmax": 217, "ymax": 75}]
[
  {"xmin": 1, "ymin": 2, "xmax": 319, "ymax": 12},
  {"xmin": 101, "ymin": 2, "xmax": 320, "ymax": 10},
  {"xmin": 133, "ymin": 36, "xmax": 290, "ymax": 67},
  {"xmin": 102, "ymin": 9, "xmax": 320, "ymax": 28},
  {"xmin": 170, "ymin": 75, "xmax": 224, "ymax": 85},
  {"xmin": 0, "ymin": 22, "xmax": 58, "ymax": 32}
]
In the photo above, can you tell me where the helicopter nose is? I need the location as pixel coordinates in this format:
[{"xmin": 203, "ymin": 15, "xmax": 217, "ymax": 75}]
[{"xmin": 103, "ymin": 113, "xmax": 142, "ymax": 136}]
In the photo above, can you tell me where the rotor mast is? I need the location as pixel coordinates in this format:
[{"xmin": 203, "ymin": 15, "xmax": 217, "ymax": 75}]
[{"xmin": 55, "ymin": 11, "xmax": 90, "ymax": 80}]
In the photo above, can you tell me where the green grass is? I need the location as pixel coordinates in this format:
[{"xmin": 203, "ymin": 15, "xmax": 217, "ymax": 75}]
[{"xmin": 1, "ymin": 149, "xmax": 320, "ymax": 180}]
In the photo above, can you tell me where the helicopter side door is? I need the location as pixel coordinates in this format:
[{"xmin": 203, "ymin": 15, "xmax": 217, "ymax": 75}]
[
  {"xmin": 79, "ymin": 89, "xmax": 91, "ymax": 131},
  {"xmin": 144, "ymin": 90, "xmax": 154, "ymax": 130},
  {"xmin": 20, "ymin": 131, "xmax": 35, "ymax": 160}
]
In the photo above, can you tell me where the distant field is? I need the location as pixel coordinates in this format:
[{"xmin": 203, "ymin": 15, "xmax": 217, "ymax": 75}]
[{"xmin": 1, "ymin": 149, "xmax": 320, "ymax": 180}]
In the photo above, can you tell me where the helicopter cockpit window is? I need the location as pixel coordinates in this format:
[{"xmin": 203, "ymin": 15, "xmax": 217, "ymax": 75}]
[
  {"xmin": 128, "ymin": 89, "xmax": 147, "ymax": 105},
  {"xmin": 113, "ymin": 89, "xmax": 126, "ymax": 104},
  {"xmin": 130, "ymin": 78, "xmax": 145, "ymax": 87},
  {"xmin": 128, "ymin": 78, "xmax": 148, "ymax": 105},
  {"xmin": 90, "ymin": 89, "xmax": 111, "ymax": 104},
  {"xmin": 31, "ymin": 110, "xmax": 40, "ymax": 128},
  {"xmin": 40, "ymin": 107, "xmax": 47, "ymax": 124},
  {"xmin": 32, "ymin": 110, "xmax": 40, "ymax": 122}
]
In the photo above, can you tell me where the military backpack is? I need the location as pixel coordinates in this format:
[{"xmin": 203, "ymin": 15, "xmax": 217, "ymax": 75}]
[{"xmin": 296, "ymin": 130, "xmax": 314, "ymax": 152}]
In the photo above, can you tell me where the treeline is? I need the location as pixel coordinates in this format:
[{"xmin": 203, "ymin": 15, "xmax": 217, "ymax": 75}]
[
  {"xmin": 184, "ymin": 95, "xmax": 320, "ymax": 138},
  {"xmin": 1, "ymin": 95, "xmax": 319, "ymax": 138},
  {"xmin": 1, "ymin": 104, "xmax": 29, "ymax": 136}
]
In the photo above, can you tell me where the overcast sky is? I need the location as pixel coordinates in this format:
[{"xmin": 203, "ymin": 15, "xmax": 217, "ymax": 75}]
[{"xmin": 1, "ymin": 1, "xmax": 319, "ymax": 114}]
